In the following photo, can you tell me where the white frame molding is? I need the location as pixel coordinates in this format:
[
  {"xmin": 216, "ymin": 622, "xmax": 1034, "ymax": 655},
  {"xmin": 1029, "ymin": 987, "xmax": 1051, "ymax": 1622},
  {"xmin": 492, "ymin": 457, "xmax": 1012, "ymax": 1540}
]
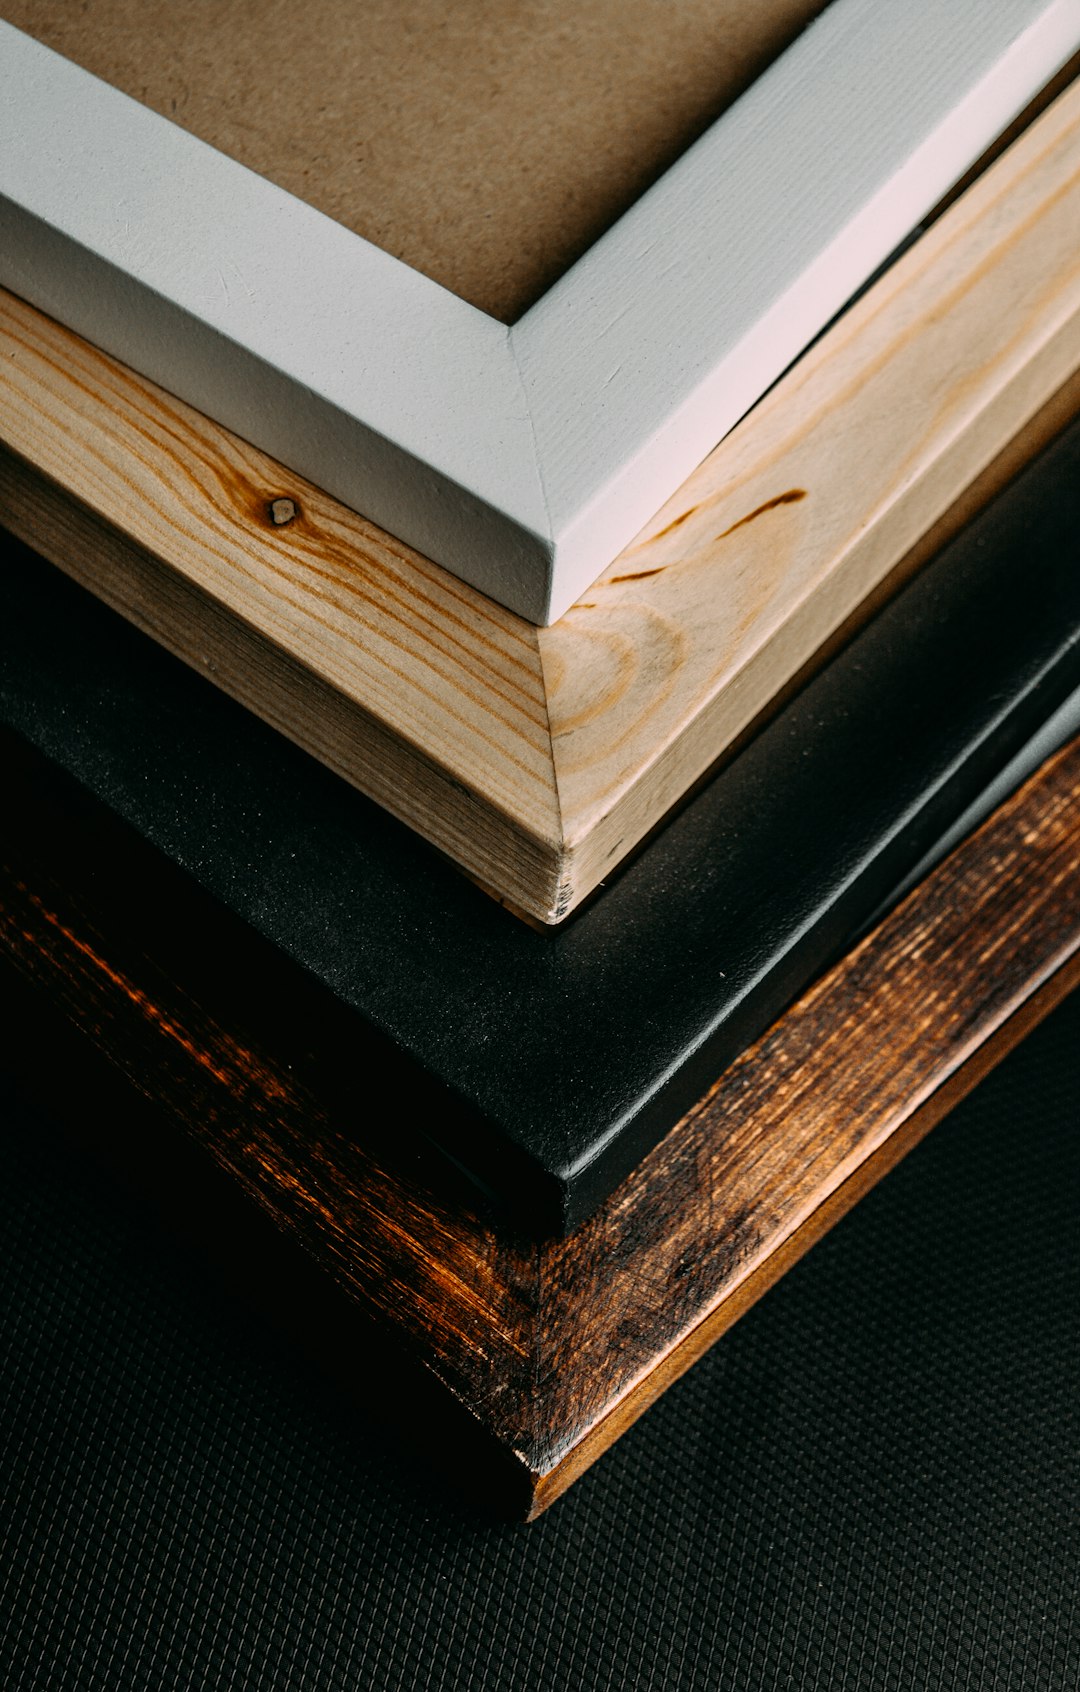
[
  {"xmin": 4, "ymin": 72, "xmax": 1080, "ymax": 920},
  {"xmin": 2, "ymin": 0, "xmax": 1079, "ymax": 622}
]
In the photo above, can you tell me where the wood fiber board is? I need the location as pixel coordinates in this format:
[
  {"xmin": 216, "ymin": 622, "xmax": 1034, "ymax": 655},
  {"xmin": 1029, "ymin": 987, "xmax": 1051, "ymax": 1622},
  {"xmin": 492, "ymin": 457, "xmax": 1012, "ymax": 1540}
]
[
  {"xmin": 4, "ymin": 413, "xmax": 1080, "ymax": 1232},
  {"xmin": 0, "ymin": 0, "xmax": 828, "ymax": 320}
]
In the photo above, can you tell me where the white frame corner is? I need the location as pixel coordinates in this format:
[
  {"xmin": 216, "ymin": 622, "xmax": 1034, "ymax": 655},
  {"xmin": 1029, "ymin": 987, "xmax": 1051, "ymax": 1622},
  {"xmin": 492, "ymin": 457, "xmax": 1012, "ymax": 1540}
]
[{"xmin": 2, "ymin": 0, "xmax": 1079, "ymax": 623}]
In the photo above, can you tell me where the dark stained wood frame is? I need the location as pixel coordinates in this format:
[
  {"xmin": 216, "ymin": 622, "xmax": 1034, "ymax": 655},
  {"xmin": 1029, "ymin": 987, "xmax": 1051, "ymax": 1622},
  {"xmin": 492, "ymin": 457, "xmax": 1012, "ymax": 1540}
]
[{"xmin": 3, "ymin": 717, "xmax": 1078, "ymax": 1517}]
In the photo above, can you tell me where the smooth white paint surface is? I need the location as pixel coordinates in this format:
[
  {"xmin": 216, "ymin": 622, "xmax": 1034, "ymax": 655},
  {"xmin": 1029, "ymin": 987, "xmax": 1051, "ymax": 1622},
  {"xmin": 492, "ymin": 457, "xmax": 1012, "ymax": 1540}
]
[{"xmin": 2, "ymin": 0, "xmax": 1079, "ymax": 622}]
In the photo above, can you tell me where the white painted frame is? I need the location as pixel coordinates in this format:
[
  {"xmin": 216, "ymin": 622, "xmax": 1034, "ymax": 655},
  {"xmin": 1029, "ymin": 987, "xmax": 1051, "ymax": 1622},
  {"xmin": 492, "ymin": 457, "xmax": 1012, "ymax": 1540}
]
[{"xmin": 2, "ymin": 1, "xmax": 1079, "ymax": 623}]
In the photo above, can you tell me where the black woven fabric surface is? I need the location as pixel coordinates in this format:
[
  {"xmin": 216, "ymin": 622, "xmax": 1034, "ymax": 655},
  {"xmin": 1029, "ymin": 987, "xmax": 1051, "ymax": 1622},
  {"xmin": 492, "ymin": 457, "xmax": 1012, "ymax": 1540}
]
[{"xmin": 2, "ymin": 992, "xmax": 1078, "ymax": 1691}]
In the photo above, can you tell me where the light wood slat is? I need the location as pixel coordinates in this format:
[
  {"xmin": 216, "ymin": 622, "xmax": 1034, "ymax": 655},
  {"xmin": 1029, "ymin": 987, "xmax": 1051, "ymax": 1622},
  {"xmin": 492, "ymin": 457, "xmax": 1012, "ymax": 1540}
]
[
  {"xmin": 3, "ymin": 79, "xmax": 1080, "ymax": 920},
  {"xmin": 545, "ymin": 78, "xmax": 1080, "ymax": 884},
  {"xmin": 0, "ymin": 317, "xmax": 563, "ymax": 905}
]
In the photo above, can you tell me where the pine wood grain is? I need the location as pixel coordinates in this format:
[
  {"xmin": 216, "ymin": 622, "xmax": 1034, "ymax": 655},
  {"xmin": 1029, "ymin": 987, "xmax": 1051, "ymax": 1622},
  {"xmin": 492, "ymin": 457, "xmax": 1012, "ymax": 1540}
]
[
  {"xmin": 0, "ymin": 339, "xmax": 565, "ymax": 911},
  {"xmin": 544, "ymin": 77, "xmax": 1080, "ymax": 887},
  {"xmin": 3, "ymin": 80, "xmax": 1080, "ymax": 920},
  {"xmin": 4, "ymin": 714, "xmax": 1079, "ymax": 1514}
]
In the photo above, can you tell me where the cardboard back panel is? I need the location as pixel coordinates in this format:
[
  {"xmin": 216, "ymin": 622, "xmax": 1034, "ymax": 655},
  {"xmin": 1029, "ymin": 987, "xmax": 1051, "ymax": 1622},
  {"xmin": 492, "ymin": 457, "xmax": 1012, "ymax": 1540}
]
[{"xmin": 1, "ymin": 0, "xmax": 828, "ymax": 319}]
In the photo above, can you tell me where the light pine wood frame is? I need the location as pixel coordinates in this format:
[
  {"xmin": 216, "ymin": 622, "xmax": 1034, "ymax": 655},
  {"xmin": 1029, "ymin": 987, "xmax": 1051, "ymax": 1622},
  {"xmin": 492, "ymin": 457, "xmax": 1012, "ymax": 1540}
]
[
  {"xmin": 2, "ymin": 2, "xmax": 1078, "ymax": 621},
  {"xmin": 4, "ymin": 80, "xmax": 1080, "ymax": 920}
]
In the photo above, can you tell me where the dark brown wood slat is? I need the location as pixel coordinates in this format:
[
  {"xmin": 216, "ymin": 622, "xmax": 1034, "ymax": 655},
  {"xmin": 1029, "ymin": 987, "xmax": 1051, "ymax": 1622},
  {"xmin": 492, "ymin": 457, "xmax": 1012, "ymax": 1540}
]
[
  {"xmin": 3, "ymin": 721, "xmax": 1078, "ymax": 1514},
  {"xmin": 527, "ymin": 738, "xmax": 1080, "ymax": 1506},
  {"xmin": 0, "ymin": 732, "xmax": 538, "ymax": 1438}
]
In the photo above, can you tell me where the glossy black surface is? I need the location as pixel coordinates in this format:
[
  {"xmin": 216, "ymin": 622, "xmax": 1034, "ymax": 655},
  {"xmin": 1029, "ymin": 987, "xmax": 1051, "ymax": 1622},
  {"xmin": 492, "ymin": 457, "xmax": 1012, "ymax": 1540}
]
[{"xmin": 3, "ymin": 420, "xmax": 1080, "ymax": 1232}]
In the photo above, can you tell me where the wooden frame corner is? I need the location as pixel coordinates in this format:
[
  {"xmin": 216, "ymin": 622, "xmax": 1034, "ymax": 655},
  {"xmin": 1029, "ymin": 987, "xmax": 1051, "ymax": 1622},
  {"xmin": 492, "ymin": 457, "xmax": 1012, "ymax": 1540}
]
[{"xmin": 2, "ymin": 1, "xmax": 1077, "ymax": 620}]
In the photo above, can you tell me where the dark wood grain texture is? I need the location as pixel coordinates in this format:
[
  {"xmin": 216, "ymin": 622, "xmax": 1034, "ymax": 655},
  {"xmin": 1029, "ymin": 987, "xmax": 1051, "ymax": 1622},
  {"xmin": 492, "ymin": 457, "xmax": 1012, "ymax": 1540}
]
[{"xmin": 4, "ymin": 718, "xmax": 1078, "ymax": 1515}]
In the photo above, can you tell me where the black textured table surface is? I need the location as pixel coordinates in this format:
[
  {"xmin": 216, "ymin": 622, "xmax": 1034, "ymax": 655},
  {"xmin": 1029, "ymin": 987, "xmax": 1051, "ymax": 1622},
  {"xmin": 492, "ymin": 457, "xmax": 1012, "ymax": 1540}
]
[
  {"xmin": 2, "ymin": 986, "xmax": 1077, "ymax": 1689},
  {"xmin": 4, "ymin": 418, "xmax": 1080, "ymax": 1231}
]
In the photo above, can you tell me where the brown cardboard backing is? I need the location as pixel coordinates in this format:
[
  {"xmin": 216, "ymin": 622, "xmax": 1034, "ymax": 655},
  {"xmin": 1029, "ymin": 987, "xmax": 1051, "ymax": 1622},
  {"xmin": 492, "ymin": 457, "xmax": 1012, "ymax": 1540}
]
[{"xmin": 3, "ymin": 0, "xmax": 828, "ymax": 320}]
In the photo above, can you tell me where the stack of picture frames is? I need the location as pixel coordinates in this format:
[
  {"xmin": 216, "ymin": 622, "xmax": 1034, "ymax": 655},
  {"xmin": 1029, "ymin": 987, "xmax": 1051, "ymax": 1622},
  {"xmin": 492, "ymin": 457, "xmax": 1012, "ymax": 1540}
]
[{"xmin": 2, "ymin": 0, "xmax": 1080, "ymax": 1515}]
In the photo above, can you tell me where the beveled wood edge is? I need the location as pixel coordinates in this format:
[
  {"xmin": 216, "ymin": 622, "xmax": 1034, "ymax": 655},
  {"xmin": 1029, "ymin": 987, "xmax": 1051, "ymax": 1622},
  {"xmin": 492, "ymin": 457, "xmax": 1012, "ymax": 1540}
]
[
  {"xmin": 526, "ymin": 954, "xmax": 1080, "ymax": 1516},
  {"xmin": 3, "ymin": 79, "xmax": 1080, "ymax": 921}
]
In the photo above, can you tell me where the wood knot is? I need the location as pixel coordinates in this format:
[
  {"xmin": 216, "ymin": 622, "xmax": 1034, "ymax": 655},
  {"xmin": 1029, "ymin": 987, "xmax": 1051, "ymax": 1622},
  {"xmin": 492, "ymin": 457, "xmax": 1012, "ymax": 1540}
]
[{"xmin": 268, "ymin": 496, "xmax": 298, "ymax": 526}]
